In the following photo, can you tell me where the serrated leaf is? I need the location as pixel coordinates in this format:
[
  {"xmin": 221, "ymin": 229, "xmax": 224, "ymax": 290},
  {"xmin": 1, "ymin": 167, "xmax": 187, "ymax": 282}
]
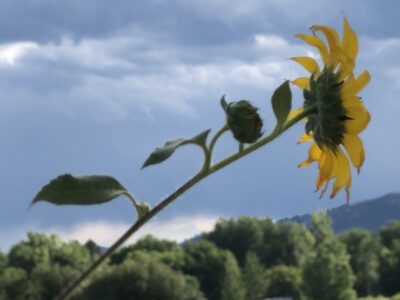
[
  {"xmin": 142, "ymin": 129, "xmax": 211, "ymax": 169},
  {"xmin": 32, "ymin": 174, "xmax": 127, "ymax": 206},
  {"xmin": 271, "ymin": 81, "xmax": 292, "ymax": 128}
]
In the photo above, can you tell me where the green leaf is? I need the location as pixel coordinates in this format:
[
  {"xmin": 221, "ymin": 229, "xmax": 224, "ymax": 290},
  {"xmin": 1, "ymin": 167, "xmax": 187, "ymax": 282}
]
[
  {"xmin": 32, "ymin": 174, "xmax": 127, "ymax": 206},
  {"xmin": 142, "ymin": 129, "xmax": 211, "ymax": 169},
  {"xmin": 191, "ymin": 129, "xmax": 211, "ymax": 146},
  {"xmin": 220, "ymin": 95, "xmax": 228, "ymax": 111},
  {"xmin": 271, "ymin": 80, "xmax": 292, "ymax": 128}
]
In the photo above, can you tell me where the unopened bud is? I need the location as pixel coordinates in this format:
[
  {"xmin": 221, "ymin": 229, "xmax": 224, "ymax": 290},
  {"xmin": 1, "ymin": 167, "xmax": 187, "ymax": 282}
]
[{"xmin": 225, "ymin": 100, "xmax": 263, "ymax": 144}]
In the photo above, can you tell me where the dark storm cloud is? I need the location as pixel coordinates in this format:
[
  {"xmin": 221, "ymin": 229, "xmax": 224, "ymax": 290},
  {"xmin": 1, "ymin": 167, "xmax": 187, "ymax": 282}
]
[{"xmin": 1, "ymin": 0, "xmax": 399, "ymax": 45}]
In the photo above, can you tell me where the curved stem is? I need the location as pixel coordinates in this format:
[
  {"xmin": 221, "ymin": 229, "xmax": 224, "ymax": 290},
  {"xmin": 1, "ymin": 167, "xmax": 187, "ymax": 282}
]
[
  {"xmin": 209, "ymin": 125, "xmax": 229, "ymax": 156},
  {"xmin": 124, "ymin": 191, "xmax": 139, "ymax": 206},
  {"xmin": 204, "ymin": 125, "xmax": 229, "ymax": 170},
  {"xmin": 200, "ymin": 144, "xmax": 211, "ymax": 173},
  {"xmin": 56, "ymin": 107, "xmax": 311, "ymax": 300}
]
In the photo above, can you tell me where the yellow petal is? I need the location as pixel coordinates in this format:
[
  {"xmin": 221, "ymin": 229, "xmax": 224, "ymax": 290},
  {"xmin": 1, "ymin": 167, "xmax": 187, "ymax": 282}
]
[
  {"xmin": 311, "ymin": 25, "xmax": 340, "ymax": 65},
  {"xmin": 342, "ymin": 71, "xmax": 371, "ymax": 97},
  {"xmin": 345, "ymin": 103, "xmax": 371, "ymax": 134},
  {"xmin": 291, "ymin": 77, "xmax": 309, "ymax": 89},
  {"xmin": 311, "ymin": 25, "xmax": 340, "ymax": 52},
  {"xmin": 298, "ymin": 143, "xmax": 321, "ymax": 168},
  {"xmin": 342, "ymin": 95, "xmax": 363, "ymax": 108},
  {"xmin": 297, "ymin": 132, "xmax": 312, "ymax": 143},
  {"xmin": 337, "ymin": 49, "xmax": 355, "ymax": 81},
  {"xmin": 343, "ymin": 134, "xmax": 365, "ymax": 172},
  {"xmin": 341, "ymin": 18, "xmax": 358, "ymax": 61},
  {"xmin": 296, "ymin": 34, "xmax": 329, "ymax": 65},
  {"xmin": 291, "ymin": 56, "xmax": 320, "ymax": 74},
  {"xmin": 330, "ymin": 148, "xmax": 352, "ymax": 199},
  {"xmin": 288, "ymin": 107, "xmax": 308, "ymax": 123},
  {"xmin": 342, "ymin": 73, "xmax": 355, "ymax": 91},
  {"xmin": 316, "ymin": 149, "xmax": 335, "ymax": 190}
]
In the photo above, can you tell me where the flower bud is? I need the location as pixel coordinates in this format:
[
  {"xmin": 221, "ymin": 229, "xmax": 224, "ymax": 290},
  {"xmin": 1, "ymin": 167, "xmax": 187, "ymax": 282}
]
[{"xmin": 225, "ymin": 100, "xmax": 263, "ymax": 144}]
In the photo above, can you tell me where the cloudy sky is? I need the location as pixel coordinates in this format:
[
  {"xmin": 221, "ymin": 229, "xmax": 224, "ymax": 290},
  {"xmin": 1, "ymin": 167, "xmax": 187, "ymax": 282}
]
[{"xmin": 1, "ymin": 0, "xmax": 399, "ymax": 251}]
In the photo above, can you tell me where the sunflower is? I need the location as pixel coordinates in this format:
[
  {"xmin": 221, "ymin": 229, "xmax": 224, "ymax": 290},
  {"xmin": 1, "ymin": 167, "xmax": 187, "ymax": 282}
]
[{"xmin": 290, "ymin": 19, "xmax": 371, "ymax": 201}]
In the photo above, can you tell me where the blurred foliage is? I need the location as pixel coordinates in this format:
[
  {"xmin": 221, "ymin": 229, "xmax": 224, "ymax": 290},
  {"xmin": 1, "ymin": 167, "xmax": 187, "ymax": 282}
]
[
  {"xmin": 182, "ymin": 240, "xmax": 245, "ymax": 300},
  {"xmin": 204, "ymin": 216, "xmax": 314, "ymax": 267},
  {"xmin": 340, "ymin": 229, "xmax": 381, "ymax": 296},
  {"xmin": 302, "ymin": 214, "xmax": 357, "ymax": 300},
  {"xmin": 242, "ymin": 251, "xmax": 267, "ymax": 300},
  {"xmin": 76, "ymin": 254, "xmax": 205, "ymax": 300},
  {"xmin": 265, "ymin": 264, "xmax": 304, "ymax": 300},
  {"xmin": 1, "ymin": 217, "xmax": 400, "ymax": 299},
  {"xmin": 378, "ymin": 226, "xmax": 400, "ymax": 296}
]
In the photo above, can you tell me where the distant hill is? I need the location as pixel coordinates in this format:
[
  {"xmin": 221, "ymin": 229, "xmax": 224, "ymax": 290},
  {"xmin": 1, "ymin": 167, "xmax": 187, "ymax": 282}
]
[{"xmin": 280, "ymin": 193, "xmax": 400, "ymax": 233}]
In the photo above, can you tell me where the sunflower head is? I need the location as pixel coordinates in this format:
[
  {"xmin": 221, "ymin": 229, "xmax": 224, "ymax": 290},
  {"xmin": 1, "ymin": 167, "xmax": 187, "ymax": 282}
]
[
  {"xmin": 291, "ymin": 19, "xmax": 371, "ymax": 201},
  {"xmin": 304, "ymin": 68, "xmax": 348, "ymax": 151}
]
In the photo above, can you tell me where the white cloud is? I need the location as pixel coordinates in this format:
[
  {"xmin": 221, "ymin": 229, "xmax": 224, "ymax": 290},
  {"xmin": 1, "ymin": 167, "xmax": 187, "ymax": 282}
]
[
  {"xmin": 254, "ymin": 34, "xmax": 289, "ymax": 50},
  {"xmin": 363, "ymin": 37, "xmax": 400, "ymax": 55},
  {"xmin": 0, "ymin": 42, "xmax": 38, "ymax": 65},
  {"xmin": 0, "ymin": 32, "xmax": 308, "ymax": 121},
  {"xmin": 0, "ymin": 215, "xmax": 219, "ymax": 251}
]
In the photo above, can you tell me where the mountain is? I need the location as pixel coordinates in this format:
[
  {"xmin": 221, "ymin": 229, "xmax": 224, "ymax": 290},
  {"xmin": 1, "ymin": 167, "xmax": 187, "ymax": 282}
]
[{"xmin": 279, "ymin": 193, "xmax": 400, "ymax": 233}]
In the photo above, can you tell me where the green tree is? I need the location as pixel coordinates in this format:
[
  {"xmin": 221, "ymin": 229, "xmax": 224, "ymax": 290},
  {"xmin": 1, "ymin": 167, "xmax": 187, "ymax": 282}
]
[
  {"xmin": 220, "ymin": 253, "xmax": 245, "ymax": 300},
  {"xmin": 77, "ymin": 255, "xmax": 205, "ymax": 300},
  {"xmin": 379, "ymin": 221, "xmax": 400, "ymax": 296},
  {"xmin": 205, "ymin": 217, "xmax": 314, "ymax": 268},
  {"xmin": 0, "ymin": 252, "xmax": 7, "ymax": 273},
  {"xmin": 380, "ymin": 221, "xmax": 400, "ymax": 249},
  {"xmin": 8, "ymin": 233, "xmax": 56, "ymax": 272},
  {"xmin": 257, "ymin": 221, "xmax": 314, "ymax": 267},
  {"xmin": 84, "ymin": 240, "xmax": 102, "ymax": 261},
  {"xmin": 242, "ymin": 251, "xmax": 267, "ymax": 300},
  {"xmin": 52, "ymin": 240, "xmax": 92, "ymax": 269},
  {"xmin": 302, "ymin": 213, "xmax": 356, "ymax": 300},
  {"xmin": 340, "ymin": 228, "xmax": 381, "ymax": 296},
  {"xmin": 264, "ymin": 265, "xmax": 303, "ymax": 300},
  {"xmin": 29, "ymin": 264, "xmax": 79, "ymax": 300},
  {"xmin": 124, "ymin": 247, "xmax": 186, "ymax": 271},
  {"xmin": 8, "ymin": 232, "xmax": 91, "ymax": 273},
  {"xmin": 379, "ymin": 242, "xmax": 400, "ymax": 296},
  {"xmin": 204, "ymin": 217, "xmax": 264, "ymax": 266},
  {"xmin": 112, "ymin": 235, "xmax": 185, "ymax": 270},
  {"xmin": 0, "ymin": 267, "xmax": 30, "ymax": 300},
  {"xmin": 111, "ymin": 235, "xmax": 179, "ymax": 264},
  {"xmin": 183, "ymin": 240, "xmax": 245, "ymax": 300}
]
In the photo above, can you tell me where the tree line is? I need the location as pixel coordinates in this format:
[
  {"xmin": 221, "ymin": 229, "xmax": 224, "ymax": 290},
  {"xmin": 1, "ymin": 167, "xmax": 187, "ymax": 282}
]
[{"xmin": 1, "ymin": 214, "xmax": 400, "ymax": 300}]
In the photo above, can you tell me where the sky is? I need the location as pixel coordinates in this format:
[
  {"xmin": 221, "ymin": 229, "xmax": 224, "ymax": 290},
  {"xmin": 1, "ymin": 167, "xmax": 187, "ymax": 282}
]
[{"xmin": 1, "ymin": 0, "xmax": 400, "ymax": 251}]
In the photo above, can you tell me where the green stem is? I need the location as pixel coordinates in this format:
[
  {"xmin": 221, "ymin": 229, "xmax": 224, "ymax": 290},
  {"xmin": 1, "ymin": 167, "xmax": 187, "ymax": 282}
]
[
  {"xmin": 200, "ymin": 144, "xmax": 211, "ymax": 173},
  {"xmin": 124, "ymin": 191, "xmax": 139, "ymax": 206},
  {"xmin": 209, "ymin": 108, "xmax": 310, "ymax": 175},
  {"xmin": 209, "ymin": 124, "xmax": 229, "ymax": 156},
  {"xmin": 55, "ymin": 107, "xmax": 311, "ymax": 300},
  {"xmin": 204, "ymin": 124, "xmax": 229, "ymax": 168}
]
